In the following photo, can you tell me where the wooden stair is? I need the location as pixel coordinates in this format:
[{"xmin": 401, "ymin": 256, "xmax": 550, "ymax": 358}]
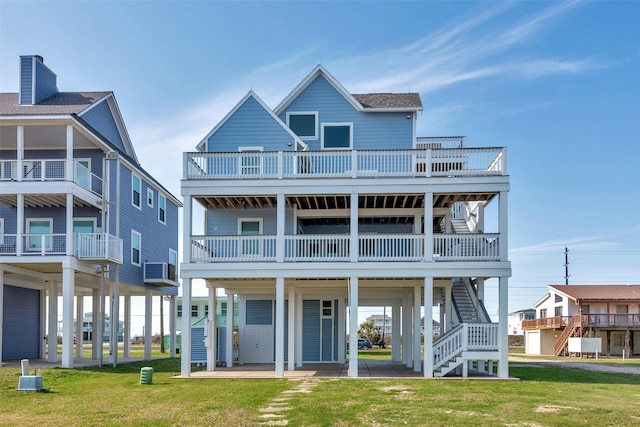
[{"xmin": 554, "ymin": 314, "xmax": 585, "ymax": 356}]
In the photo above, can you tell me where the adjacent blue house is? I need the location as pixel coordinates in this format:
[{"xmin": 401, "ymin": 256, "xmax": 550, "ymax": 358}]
[
  {"xmin": 0, "ymin": 55, "xmax": 181, "ymax": 367},
  {"xmin": 181, "ymin": 65, "xmax": 511, "ymax": 378}
]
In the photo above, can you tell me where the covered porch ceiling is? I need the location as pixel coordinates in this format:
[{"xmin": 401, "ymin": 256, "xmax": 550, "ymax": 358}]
[{"xmin": 0, "ymin": 193, "xmax": 99, "ymax": 209}]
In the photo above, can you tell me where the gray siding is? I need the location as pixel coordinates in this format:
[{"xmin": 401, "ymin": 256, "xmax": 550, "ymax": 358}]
[
  {"xmin": 279, "ymin": 75, "xmax": 414, "ymax": 150},
  {"xmin": 303, "ymin": 300, "xmax": 320, "ymax": 361},
  {"xmin": 33, "ymin": 59, "xmax": 58, "ymax": 103},
  {"xmin": 2, "ymin": 285, "xmax": 41, "ymax": 360},
  {"xmin": 206, "ymin": 208, "xmax": 293, "ymax": 236},
  {"xmin": 80, "ymin": 99, "xmax": 126, "ymax": 153},
  {"xmin": 246, "ymin": 300, "xmax": 272, "ymax": 325},
  {"xmin": 321, "ymin": 318, "xmax": 333, "ymax": 362},
  {"xmin": 191, "ymin": 327, "xmax": 206, "ymax": 362},
  {"xmin": 19, "ymin": 57, "xmax": 33, "ymax": 105},
  {"xmin": 206, "ymin": 95, "xmax": 296, "ymax": 153}
]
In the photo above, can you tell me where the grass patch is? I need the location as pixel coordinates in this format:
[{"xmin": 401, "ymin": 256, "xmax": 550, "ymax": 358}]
[{"xmin": 2, "ymin": 358, "xmax": 640, "ymax": 426}]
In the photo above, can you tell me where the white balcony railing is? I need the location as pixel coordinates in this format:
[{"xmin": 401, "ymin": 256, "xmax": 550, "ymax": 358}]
[
  {"xmin": 190, "ymin": 233, "xmax": 500, "ymax": 263},
  {"xmin": 433, "ymin": 323, "xmax": 498, "ymax": 371},
  {"xmin": 184, "ymin": 147, "xmax": 506, "ymax": 180},
  {"xmin": 0, "ymin": 159, "xmax": 103, "ymax": 196},
  {"xmin": 0, "ymin": 233, "xmax": 122, "ymax": 263},
  {"xmin": 75, "ymin": 233, "xmax": 123, "ymax": 264}
]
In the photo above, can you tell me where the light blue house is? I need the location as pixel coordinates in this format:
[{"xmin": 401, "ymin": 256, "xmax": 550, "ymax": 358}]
[
  {"xmin": 0, "ymin": 55, "xmax": 181, "ymax": 368},
  {"xmin": 181, "ymin": 65, "xmax": 511, "ymax": 378}
]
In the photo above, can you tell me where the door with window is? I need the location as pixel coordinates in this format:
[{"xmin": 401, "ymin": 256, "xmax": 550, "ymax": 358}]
[
  {"xmin": 239, "ymin": 219, "xmax": 261, "ymax": 256},
  {"xmin": 73, "ymin": 219, "xmax": 95, "ymax": 256},
  {"xmin": 74, "ymin": 159, "xmax": 91, "ymax": 190},
  {"xmin": 27, "ymin": 219, "xmax": 51, "ymax": 251}
]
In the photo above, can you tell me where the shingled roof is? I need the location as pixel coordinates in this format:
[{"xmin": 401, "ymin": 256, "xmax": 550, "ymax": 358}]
[
  {"xmin": 352, "ymin": 93, "xmax": 422, "ymax": 110},
  {"xmin": 550, "ymin": 285, "xmax": 640, "ymax": 301},
  {"xmin": 0, "ymin": 92, "xmax": 110, "ymax": 116}
]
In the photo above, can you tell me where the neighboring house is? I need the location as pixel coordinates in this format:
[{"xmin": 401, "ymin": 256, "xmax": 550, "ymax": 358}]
[
  {"xmin": 176, "ymin": 295, "xmax": 239, "ymax": 330},
  {"xmin": 523, "ymin": 285, "xmax": 640, "ymax": 356},
  {"xmin": 508, "ymin": 309, "xmax": 535, "ymax": 336},
  {"xmin": 0, "ymin": 55, "xmax": 181, "ymax": 368},
  {"xmin": 420, "ymin": 317, "xmax": 441, "ymax": 336},
  {"xmin": 57, "ymin": 313, "xmax": 124, "ymax": 342},
  {"xmin": 366, "ymin": 314, "xmax": 392, "ymax": 335},
  {"xmin": 180, "ymin": 65, "xmax": 511, "ymax": 378}
]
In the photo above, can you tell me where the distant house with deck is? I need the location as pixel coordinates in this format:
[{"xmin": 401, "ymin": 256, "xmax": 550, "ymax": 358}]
[{"xmin": 523, "ymin": 285, "xmax": 640, "ymax": 356}]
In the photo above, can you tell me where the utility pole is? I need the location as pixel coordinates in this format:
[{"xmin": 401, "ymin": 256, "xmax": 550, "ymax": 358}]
[{"xmin": 564, "ymin": 247, "xmax": 570, "ymax": 285}]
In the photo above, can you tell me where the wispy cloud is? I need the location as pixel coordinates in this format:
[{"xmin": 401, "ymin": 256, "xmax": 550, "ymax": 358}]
[{"xmin": 511, "ymin": 226, "xmax": 640, "ymax": 254}]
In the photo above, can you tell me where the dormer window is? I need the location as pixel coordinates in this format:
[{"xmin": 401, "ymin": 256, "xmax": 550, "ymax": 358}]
[{"xmin": 287, "ymin": 112, "xmax": 317, "ymax": 140}]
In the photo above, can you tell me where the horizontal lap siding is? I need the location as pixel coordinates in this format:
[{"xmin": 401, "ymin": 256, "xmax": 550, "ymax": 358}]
[
  {"xmin": 279, "ymin": 75, "xmax": 413, "ymax": 150},
  {"xmin": 191, "ymin": 327, "xmax": 206, "ymax": 362},
  {"xmin": 3, "ymin": 285, "xmax": 41, "ymax": 360},
  {"xmin": 207, "ymin": 95, "xmax": 296, "ymax": 153},
  {"xmin": 19, "ymin": 57, "xmax": 33, "ymax": 105},
  {"xmin": 303, "ymin": 300, "xmax": 320, "ymax": 361},
  {"xmin": 206, "ymin": 208, "xmax": 293, "ymax": 235},
  {"xmin": 80, "ymin": 99, "xmax": 126, "ymax": 152},
  {"xmin": 246, "ymin": 300, "xmax": 273, "ymax": 325},
  {"xmin": 34, "ymin": 59, "xmax": 58, "ymax": 103}
]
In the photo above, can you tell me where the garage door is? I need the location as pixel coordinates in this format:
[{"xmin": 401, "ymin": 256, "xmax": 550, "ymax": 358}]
[{"xmin": 3, "ymin": 285, "xmax": 41, "ymax": 360}]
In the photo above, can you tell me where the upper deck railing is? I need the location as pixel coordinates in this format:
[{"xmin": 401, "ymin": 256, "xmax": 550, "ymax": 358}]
[
  {"xmin": 184, "ymin": 146, "xmax": 506, "ymax": 180},
  {"xmin": 523, "ymin": 314, "xmax": 640, "ymax": 330},
  {"xmin": 0, "ymin": 233, "xmax": 122, "ymax": 263},
  {"xmin": 0, "ymin": 159, "xmax": 103, "ymax": 196}
]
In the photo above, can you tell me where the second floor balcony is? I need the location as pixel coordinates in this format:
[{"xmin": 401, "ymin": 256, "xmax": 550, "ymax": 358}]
[
  {"xmin": 0, "ymin": 159, "xmax": 103, "ymax": 196},
  {"xmin": 0, "ymin": 233, "xmax": 123, "ymax": 264},
  {"xmin": 190, "ymin": 232, "xmax": 501, "ymax": 263},
  {"xmin": 184, "ymin": 146, "xmax": 506, "ymax": 181}
]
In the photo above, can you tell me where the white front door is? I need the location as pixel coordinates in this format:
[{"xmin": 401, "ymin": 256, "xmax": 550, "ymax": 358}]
[{"xmin": 244, "ymin": 326, "xmax": 273, "ymax": 363}]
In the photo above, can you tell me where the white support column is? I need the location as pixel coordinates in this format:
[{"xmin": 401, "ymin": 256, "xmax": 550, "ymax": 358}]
[
  {"xmin": 350, "ymin": 193, "xmax": 358, "ymax": 262},
  {"xmin": 183, "ymin": 195, "xmax": 192, "ymax": 265},
  {"xmin": 16, "ymin": 126, "xmax": 23, "ymax": 183},
  {"xmin": 424, "ymin": 192, "xmax": 433, "ymax": 261},
  {"xmin": 48, "ymin": 281, "xmax": 58, "ymax": 362},
  {"xmin": 61, "ymin": 267, "xmax": 75, "ymax": 368},
  {"xmin": 181, "ymin": 279, "xmax": 192, "ymax": 377},
  {"xmin": 123, "ymin": 295, "xmax": 131, "ymax": 358},
  {"xmin": 445, "ymin": 283, "xmax": 452, "ymax": 332},
  {"xmin": 391, "ymin": 302, "xmax": 401, "ymax": 361},
  {"xmin": 287, "ymin": 286, "xmax": 295, "ymax": 371},
  {"xmin": 66, "ymin": 193, "xmax": 73, "ymax": 255},
  {"xmin": 0, "ymin": 269, "xmax": 4, "ymax": 365},
  {"xmin": 97, "ymin": 268, "xmax": 105, "ymax": 365},
  {"xmin": 75, "ymin": 295, "xmax": 83, "ymax": 358},
  {"xmin": 66, "ymin": 125, "xmax": 74, "ymax": 181},
  {"xmin": 413, "ymin": 285, "xmax": 421, "ymax": 372},
  {"xmin": 169, "ymin": 295, "xmax": 176, "ymax": 358},
  {"xmin": 16, "ymin": 194, "xmax": 23, "ymax": 256},
  {"xmin": 476, "ymin": 203, "xmax": 485, "ymax": 232},
  {"xmin": 338, "ymin": 295, "xmax": 346, "ymax": 363},
  {"xmin": 206, "ymin": 286, "xmax": 216, "ymax": 371},
  {"xmin": 498, "ymin": 276, "xmax": 509, "ymax": 378},
  {"xmin": 226, "ymin": 292, "xmax": 234, "ymax": 368},
  {"xmin": 110, "ymin": 265, "xmax": 120, "ymax": 366},
  {"xmin": 275, "ymin": 277, "xmax": 285, "ymax": 377},
  {"xmin": 295, "ymin": 291, "xmax": 303, "ymax": 367},
  {"xmin": 144, "ymin": 289, "xmax": 152, "ymax": 360},
  {"xmin": 439, "ymin": 302, "xmax": 445, "ymax": 335},
  {"xmin": 402, "ymin": 294, "xmax": 411, "ymax": 367},
  {"xmin": 276, "ymin": 193, "xmax": 285, "ymax": 263},
  {"xmin": 424, "ymin": 277, "xmax": 434, "ymax": 378},
  {"xmin": 476, "ymin": 278, "xmax": 485, "ymax": 304},
  {"xmin": 348, "ymin": 277, "xmax": 359, "ymax": 377},
  {"xmin": 91, "ymin": 289, "xmax": 99, "ymax": 358},
  {"xmin": 499, "ymin": 191, "xmax": 508, "ymax": 261}
]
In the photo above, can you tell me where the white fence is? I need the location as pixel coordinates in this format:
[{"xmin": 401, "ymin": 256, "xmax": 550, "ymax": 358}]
[
  {"xmin": 433, "ymin": 323, "xmax": 498, "ymax": 370},
  {"xmin": 75, "ymin": 233, "xmax": 123, "ymax": 264}
]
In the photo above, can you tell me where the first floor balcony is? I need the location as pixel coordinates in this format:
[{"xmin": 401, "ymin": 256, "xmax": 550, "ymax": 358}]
[
  {"xmin": 0, "ymin": 233, "xmax": 123, "ymax": 264},
  {"xmin": 190, "ymin": 232, "xmax": 501, "ymax": 263}
]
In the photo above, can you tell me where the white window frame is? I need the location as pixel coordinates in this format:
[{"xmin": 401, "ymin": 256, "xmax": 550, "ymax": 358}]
[
  {"xmin": 169, "ymin": 248, "xmax": 177, "ymax": 281},
  {"xmin": 147, "ymin": 188, "xmax": 154, "ymax": 208},
  {"xmin": 286, "ymin": 111, "xmax": 318, "ymax": 140},
  {"xmin": 72, "ymin": 217, "xmax": 96, "ymax": 234},
  {"xmin": 321, "ymin": 122, "xmax": 353, "ymax": 150},
  {"xmin": 131, "ymin": 230, "xmax": 141, "ymax": 266},
  {"xmin": 238, "ymin": 146, "xmax": 263, "ymax": 176},
  {"xmin": 26, "ymin": 218, "xmax": 53, "ymax": 251},
  {"xmin": 0, "ymin": 217, "xmax": 4, "ymax": 244},
  {"xmin": 158, "ymin": 194, "xmax": 166, "ymax": 225},
  {"xmin": 132, "ymin": 174, "xmax": 142, "ymax": 209},
  {"xmin": 238, "ymin": 218, "xmax": 263, "ymax": 256}
]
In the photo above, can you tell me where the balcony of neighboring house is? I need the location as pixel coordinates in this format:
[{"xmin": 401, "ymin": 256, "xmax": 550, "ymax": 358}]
[
  {"xmin": 0, "ymin": 158, "xmax": 103, "ymax": 197},
  {"xmin": 183, "ymin": 137, "xmax": 507, "ymax": 181},
  {"xmin": 0, "ymin": 232, "xmax": 123, "ymax": 264},
  {"xmin": 523, "ymin": 314, "xmax": 640, "ymax": 331}
]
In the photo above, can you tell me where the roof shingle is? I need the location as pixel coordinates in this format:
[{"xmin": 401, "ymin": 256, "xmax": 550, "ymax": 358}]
[
  {"xmin": 352, "ymin": 93, "xmax": 422, "ymax": 110},
  {"xmin": 0, "ymin": 92, "xmax": 110, "ymax": 116},
  {"xmin": 550, "ymin": 285, "xmax": 640, "ymax": 301}
]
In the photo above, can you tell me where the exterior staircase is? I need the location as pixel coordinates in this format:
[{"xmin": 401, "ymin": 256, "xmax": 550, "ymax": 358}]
[
  {"xmin": 554, "ymin": 314, "xmax": 586, "ymax": 356},
  {"xmin": 451, "ymin": 217, "xmax": 471, "ymax": 234}
]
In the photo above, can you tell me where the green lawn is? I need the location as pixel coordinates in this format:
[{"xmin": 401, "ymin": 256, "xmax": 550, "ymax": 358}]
[{"xmin": 2, "ymin": 357, "xmax": 640, "ymax": 426}]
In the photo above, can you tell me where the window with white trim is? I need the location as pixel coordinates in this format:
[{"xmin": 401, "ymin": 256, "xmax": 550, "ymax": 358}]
[
  {"xmin": 131, "ymin": 230, "xmax": 141, "ymax": 266},
  {"xmin": 238, "ymin": 218, "xmax": 262, "ymax": 256},
  {"xmin": 132, "ymin": 174, "xmax": 141, "ymax": 209},
  {"xmin": 168, "ymin": 248, "xmax": 177, "ymax": 281},
  {"xmin": 321, "ymin": 123, "xmax": 353, "ymax": 149},
  {"xmin": 191, "ymin": 305, "xmax": 198, "ymax": 318},
  {"xmin": 158, "ymin": 194, "xmax": 166, "ymax": 224},
  {"xmin": 147, "ymin": 188, "xmax": 154, "ymax": 207},
  {"xmin": 287, "ymin": 112, "xmax": 318, "ymax": 139},
  {"xmin": 27, "ymin": 218, "xmax": 52, "ymax": 251},
  {"xmin": 177, "ymin": 304, "xmax": 182, "ymax": 317},
  {"xmin": 239, "ymin": 147, "xmax": 263, "ymax": 176}
]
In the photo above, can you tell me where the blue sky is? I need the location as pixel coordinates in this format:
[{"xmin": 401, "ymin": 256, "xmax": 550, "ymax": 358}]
[{"xmin": 1, "ymin": 1, "xmax": 639, "ymax": 328}]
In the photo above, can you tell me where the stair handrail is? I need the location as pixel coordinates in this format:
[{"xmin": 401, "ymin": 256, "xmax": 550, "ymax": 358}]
[
  {"xmin": 451, "ymin": 292, "xmax": 464, "ymax": 324},
  {"xmin": 554, "ymin": 314, "xmax": 582, "ymax": 356},
  {"xmin": 433, "ymin": 323, "xmax": 464, "ymax": 370},
  {"xmin": 462, "ymin": 278, "xmax": 492, "ymax": 323}
]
